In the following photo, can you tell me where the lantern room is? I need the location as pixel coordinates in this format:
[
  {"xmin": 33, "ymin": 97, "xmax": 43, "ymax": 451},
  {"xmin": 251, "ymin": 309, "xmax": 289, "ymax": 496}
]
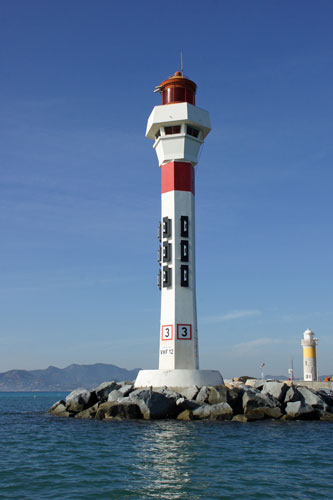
[{"xmin": 155, "ymin": 71, "xmax": 197, "ymax": 106}]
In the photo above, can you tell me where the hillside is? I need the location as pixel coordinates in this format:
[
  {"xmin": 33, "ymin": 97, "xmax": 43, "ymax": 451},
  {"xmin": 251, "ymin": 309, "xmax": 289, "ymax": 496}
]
[{"xmin": 0, "ymin": 363, "xmax": 140, "ymax": 391}]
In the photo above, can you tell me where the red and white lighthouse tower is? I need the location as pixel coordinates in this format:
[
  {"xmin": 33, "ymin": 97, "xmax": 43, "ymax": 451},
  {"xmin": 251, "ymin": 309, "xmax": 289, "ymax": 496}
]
[{"xmin": 135, "ymin": 71, "xmax": 223, "ymax": 388}]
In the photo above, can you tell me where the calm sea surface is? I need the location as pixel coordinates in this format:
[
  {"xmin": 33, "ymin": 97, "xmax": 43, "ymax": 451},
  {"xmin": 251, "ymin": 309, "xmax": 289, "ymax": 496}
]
[{"xmin": 0, "ymin": 392, "xmax": 332, "ymax": 499}]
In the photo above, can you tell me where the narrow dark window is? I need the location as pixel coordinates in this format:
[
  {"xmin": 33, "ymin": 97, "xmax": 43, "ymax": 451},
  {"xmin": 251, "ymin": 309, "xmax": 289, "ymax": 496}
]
[
  {"xmin": 180, "ymin": 265, "xmax": 189, "ymax": 287},
  {"xmin": 158, "ymin": 222, "xmax": 162, "ymax": 241},
  {"xmin": 180, "ymin": 216, "xmax": 189, "ymax": 237},
  {"xmin": 165, "ymin": 125, "xmax": 181, "ymax": 135},
  {"xmin": 163, "ymin": 266, "xmax": 171, "ymax": 287},
  {"xmin": 158, "ymin": 245, "xmax": 162, "ymax": 264},
  {"xmin": 163, "ymin": 217, "xmax": 171, "ymax": 238},
  {"xmin": 163, "ymin": 242, "xmax": 171, "ymax": 262},
  {"xmin": 157, "ymin": 270, "xmax": 161, "ymax": 290},
  {"xmin": 180, "ymin": 240, "xmax": 189, "ymax": 262},
  {"xmin": 186, "ymin": 126, "xmax": 200, "ymax": 138}
]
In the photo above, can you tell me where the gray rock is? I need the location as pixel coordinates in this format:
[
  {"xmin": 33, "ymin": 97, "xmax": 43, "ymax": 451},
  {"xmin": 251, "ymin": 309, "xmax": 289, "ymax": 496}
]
[
  {"xmin": 95, "ymin": 401, "xmax": 142, "ymax": 420},
  {"xmin": 118, "ymin": 384, "xmax": 133, "ymax": 396},
  {"xmin": 297, "ymin": 386, "xmax": 328, "ymax": 411},
  {"xmin": 175, "ymin": 397, "xmax": 201, "ymax": 412},
  {"xmin": 241, "ymin": 389, "xmax": 282, "ymax": 420},
  {"xmin": 116, "ymin": 396, "xmax": 131, "ymax": 404},
  {"xmin": 177, "ymin": 410, "xmax": 194, "ymax": 420},
  {"xmin": 75, "ymin": 403, "xmax": 99, "ymax": 419},
  {"xmin": 129, "ymin": 389, "xmax": 178, "ymax": 419},
  {"xmin": 48, "ymin": 402, "xmax": 71, "ymax": 417},
  {"xmin": 252, "ymin": 381, "xmax": 264, "ymax": 390},
  {"xmin": 107, "ymin": 390, "xmax": 124, "ymax": 402},
  {"xmin": 284, "ymin": 386, "xmax": 302, "ymax": 403},
  {"xmin": 317, "ymin": 390, "xmax": 333, "ymax": 409},
  {"xmin": 186, "ymin": 385, "xmax": 225, "ymax": 405},
  {"xmin": 245, "ymin": 406, "xmax": 283, "ymax": 420},
  {"xmin": 262, "ymin": 381, "xmax": 288, "ymax": 403},
  {"xmin": 196, "ymin": 386, "xmax": 210, "ymax": 403},
  {"xmin": 227, "ymin": 387, "xmax": 244, "ymax": 414},
  {"xmin": 264, "ymin": 407, "xmax": 283, "ymax": 419},
  {"xmin": 52, "ymin": 402, "xmax": 67, "ymax": 413},
  {"xmin": 95, "ymin": 381, "xmax": 121, "ymax": 401},
  {"xmin": 243, "ymin": 389, "xmax": 278, "ymax": 413},
  {"xmin": 285, "ymin": 401, "xmax": 317, "ymax": 420},
  {"xmin": 232, "ymin": 414, "xmax": 248, "ymax": 422},
  {"xmin": 192, "ymin": 402, "xmax": 233, "ymax": 420},
  {"xmin": 65, "ymin": 388, "xmax": 93, "ymax": 413},
  {"xmin": 155, "ymin": 386, "xmax": 181, "ymax": 399},
  {"xmin": 319, "ymin": 411, "xmax": 333, "ymax": 421},
  {"xmin": 48, "ymin": 400, "xmax": 65, "ymax": 413},
  {"xmin": 207, "ymin": 386, "xmax": 228, "ymax": 405},
  {"xmin": 177, "ymin": 386, "xmax": 199, "ymax": 400}
]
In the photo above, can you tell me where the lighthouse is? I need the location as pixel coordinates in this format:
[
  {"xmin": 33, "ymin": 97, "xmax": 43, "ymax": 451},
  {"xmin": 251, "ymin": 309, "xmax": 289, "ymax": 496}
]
[
  {"xmin": 301, "ymin": 328, "xmax": 318, "ymax": 381},
  {"xmin": 135, "ymin": 71, "xmax": 223, "ymax": 388}
]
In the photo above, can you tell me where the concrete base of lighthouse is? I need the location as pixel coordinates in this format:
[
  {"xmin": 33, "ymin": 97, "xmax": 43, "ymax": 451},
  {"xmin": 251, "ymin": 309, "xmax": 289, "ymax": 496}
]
[{"xmin": 134, "ymin": 369, "xmax": 224, "ymax": 389}]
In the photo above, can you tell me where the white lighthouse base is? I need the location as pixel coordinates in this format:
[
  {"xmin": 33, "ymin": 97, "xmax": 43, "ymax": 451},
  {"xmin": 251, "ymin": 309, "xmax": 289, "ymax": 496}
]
[{"xmin": 134, "ymin": 369, "xmax": 224, "ymax": 389}]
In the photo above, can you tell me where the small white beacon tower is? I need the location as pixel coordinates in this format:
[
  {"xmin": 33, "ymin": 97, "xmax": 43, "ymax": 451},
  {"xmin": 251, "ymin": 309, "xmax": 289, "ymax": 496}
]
[
  {"xmin": 135, "ymin": 71, "xmax": 223, "ymax": 389},
  {"xmin": 301, "ymin": 328, "xmax": 318, "ymax": 382}
]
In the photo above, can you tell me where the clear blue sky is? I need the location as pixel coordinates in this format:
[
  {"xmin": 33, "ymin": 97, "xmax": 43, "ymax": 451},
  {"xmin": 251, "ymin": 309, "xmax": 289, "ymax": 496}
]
[{"xmin": 1, "ymin": 0, "xmax": 332, "ymax": 378}]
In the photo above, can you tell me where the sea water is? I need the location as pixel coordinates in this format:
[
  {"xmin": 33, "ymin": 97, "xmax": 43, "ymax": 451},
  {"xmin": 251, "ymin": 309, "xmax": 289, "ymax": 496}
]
[{"xmin": 0, "ymin": 392, "xmax": 332, "ymax": 499}]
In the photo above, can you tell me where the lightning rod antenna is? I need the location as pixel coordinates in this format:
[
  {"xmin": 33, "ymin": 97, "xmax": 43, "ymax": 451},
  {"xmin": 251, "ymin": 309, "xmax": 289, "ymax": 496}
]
[{"xmin": 180, "ymin": 51, "xmax": 183, "ymax": 75}]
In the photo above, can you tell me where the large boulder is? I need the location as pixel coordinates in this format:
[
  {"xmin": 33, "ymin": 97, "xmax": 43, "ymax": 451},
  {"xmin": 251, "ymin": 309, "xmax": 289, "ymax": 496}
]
[
  {"xmin": 284, "ymin": 386, "xmax": 302, "ymax": 404},
  {"xmin": 245, "ymin": 379, "xmax": 264, "ymax": 390},
  {"xmin": 48, "ymin": 401, "xmax": 73, "ymax": 417},
  {"xmin": 242, "ymin": 388, "xmax": 281, "ymax": 420},
  {"xmin": 65, "ymin": 389, "xmax": 96, "ymax": 413},
  {"xmin": 95, "ymin": 381, "xmax": 121, "ymax": 402},
  {"xmin": 154, "ymin": 387, "xmax": 182, "ymax": 399},
  {"xmin": 284, "ymin": 401, "xmax": 318, "ymax": 420},
  {"xmin": 175, "ymin": 397, "xmax": 201, "ymax": 412},
  {"xmin": 192, "ymin": 402, "xmax": 233, "ymax": 420},
  {"xmin": 118, "ymin": 384, "xmax": 134, "ymax": 396},
  {"xmin": 208, "ymin": 386, "xmax": 228, "ymax": 404},
  {"xmin": 195, "ymin": 386, "xmax": 210, "ymax": 403},
  {"xmin": 177, "ymin": 410, "xmax": 194, "ymax": 420},
  {"xmin": 246, "ymin": 406, "xmax": 283, "ymax": 420},
  {"xmin": 317, "ymin": 390, "xmax": 333, "ymax": 410},
  {"xmin": 48, "ymin": 400, "xmax": 65, "ymax": 413},
  {"xmin": 95, "ymin": 401, "xmax": 142, "ymax": 420},
  {"xmin": 243, "ymin": 388, "xmax": 278, "ymax": 412},
  {"xmin": 108, "ymin": 390, "xmax": 124, "ymax": 402},
  {"xmin": 296, "ymin": 386, "xmax": 328, "ymax": 411},
  {"xmin": 262, "ymin": 381, "xmax": 288, "ymax": 403},
  {"xmin": 177, "ymin": 386, "xmax": 199, "ymax": 401},
  {"xmin": 75, "ymin": 403, "xmax": 99, "ymax": 419},
  {"xmin": 227, "ymin": 387, "xmax": 244, "ymax": 415},
  {"xmin": 319, "ymin": 411, "xmax": 333, "ymax": 421},
  {"xmin": 195, "ymin": 386, "xmax": 227, "ymax": 405},
  {"xmin": 232, "ymin": 414, "xmax": 249, "ymax": 422},
  {"xmin": 129, "ymin": 389, "xmax": 179, "ymax": 419}
]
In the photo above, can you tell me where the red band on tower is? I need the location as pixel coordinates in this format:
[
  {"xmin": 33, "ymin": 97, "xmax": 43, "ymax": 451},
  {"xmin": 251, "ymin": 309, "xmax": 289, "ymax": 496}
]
[{"xmin": 161, "ymin": 161, "xmax": 195, "ymax": 194}]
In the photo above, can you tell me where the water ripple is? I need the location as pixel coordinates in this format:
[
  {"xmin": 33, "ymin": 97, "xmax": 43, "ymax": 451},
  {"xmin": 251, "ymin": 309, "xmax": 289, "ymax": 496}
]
[{"xmin": 0, "ymin": 394, "xmax": 332, "ymax": 499}]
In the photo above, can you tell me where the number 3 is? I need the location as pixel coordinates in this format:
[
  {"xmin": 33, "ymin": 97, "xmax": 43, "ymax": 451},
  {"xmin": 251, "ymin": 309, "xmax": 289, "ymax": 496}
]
[{"xmin": 177, "ymin": 324, "xmax": 192, "ymax": 340}]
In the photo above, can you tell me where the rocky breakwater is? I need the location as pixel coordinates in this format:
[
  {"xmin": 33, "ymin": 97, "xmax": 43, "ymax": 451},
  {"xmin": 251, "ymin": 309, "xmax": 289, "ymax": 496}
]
[{"xmin": 48, "ymin": 380, "xmax": 333, "ymax": 422}]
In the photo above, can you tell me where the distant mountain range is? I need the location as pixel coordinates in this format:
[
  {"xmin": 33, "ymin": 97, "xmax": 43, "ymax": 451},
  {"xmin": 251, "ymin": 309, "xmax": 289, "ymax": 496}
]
[{"xmin": 0, "ymin": 363, "xmax": 141, "ymax": 392}]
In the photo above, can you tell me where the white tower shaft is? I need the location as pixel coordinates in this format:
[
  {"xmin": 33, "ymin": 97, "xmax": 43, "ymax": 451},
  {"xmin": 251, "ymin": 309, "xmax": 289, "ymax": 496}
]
[{"xmin": 159, "ymin": 162, "xmax": 198, "ymax": 369}]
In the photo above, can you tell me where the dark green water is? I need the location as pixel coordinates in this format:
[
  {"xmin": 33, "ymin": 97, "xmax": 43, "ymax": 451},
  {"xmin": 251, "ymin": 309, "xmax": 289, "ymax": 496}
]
[{"xmin": 0, "ymin": 392, "xmax": 332, "ymax": 499}]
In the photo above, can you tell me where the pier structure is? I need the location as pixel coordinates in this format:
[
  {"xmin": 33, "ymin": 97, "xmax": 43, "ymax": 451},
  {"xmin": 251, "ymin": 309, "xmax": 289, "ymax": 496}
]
[
  {"xmin": 135, "ymin": 70, "xmax": 223, "ymax": 389},
  {"xmin": 301, "ymin": 328, "xmax": 318, "ymax": 381}
]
